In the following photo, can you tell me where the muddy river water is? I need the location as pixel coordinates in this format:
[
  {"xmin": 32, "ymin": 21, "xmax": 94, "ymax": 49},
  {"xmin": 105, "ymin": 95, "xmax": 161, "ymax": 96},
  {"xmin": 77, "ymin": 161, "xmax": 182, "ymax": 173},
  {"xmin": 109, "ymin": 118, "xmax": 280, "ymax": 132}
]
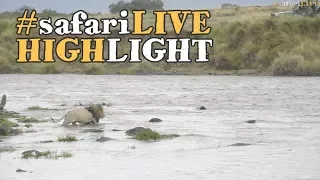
[{"xmin": 0, "ymin": 74, "xmax": 320, "ymax": 180}]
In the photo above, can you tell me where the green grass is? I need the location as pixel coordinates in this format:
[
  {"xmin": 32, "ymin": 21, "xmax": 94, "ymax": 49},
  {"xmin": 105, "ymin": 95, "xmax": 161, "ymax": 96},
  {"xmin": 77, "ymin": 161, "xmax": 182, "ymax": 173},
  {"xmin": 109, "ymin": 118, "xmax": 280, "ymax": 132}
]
[
  {"xmin": 22, "ymin": 150, "xmax": 73, "ymax": 159},
  {"xmin": 17, "ymin": 117, "xmax": 47, "ymax": 123},
  {"xmin": 57, "ymin": 135, "xmax": 78, "ymax": 142},
  {"xmin": 0, "ymin": 111, "xmax": 22, "ymax": 120},
  {"xmin": 135, "ymin": 129, "xmax": 161, "ymax": 141},
  {"xmin": 27, "ymin": 106, "xmax": 60, "ymax": 111},
  {"xmin": 0, "ymin": 146, "xmax": 16, "ymax": 153},
  {"xmin": 0, "ymin": 118, "xmax": 19, "ymax": 127},
  {"xmin": 134, "ymin": 129, "xmax": 180, "ymax": 141}
]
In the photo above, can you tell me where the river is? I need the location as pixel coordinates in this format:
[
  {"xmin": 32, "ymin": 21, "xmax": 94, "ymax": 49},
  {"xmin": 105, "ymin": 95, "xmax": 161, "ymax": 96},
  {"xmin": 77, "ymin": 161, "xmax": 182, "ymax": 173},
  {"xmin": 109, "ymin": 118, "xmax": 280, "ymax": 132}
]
[{"xmin": 0, "ymin": 74, "xmax": 320, "ymax": 180}]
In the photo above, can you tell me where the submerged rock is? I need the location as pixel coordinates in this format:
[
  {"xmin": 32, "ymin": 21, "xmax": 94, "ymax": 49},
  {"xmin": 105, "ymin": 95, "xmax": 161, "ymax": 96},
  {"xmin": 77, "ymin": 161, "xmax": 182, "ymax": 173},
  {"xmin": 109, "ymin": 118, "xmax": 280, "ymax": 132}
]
[
  {"xmin": 149, "ymin": 118, "xmax": 162, "ymax": 123},
  {"xmin": 38, "ymin": 140, "xmax": 54, "ymax": 144},
  {"xmin": 125, "ymin": 127, "xmax": 150, "ymax": 136},
  {"xmin": 96, "ymin": 136, "xmax": 113, "ymax": 142},
  {"xmin": 81, "ymin": 129, "xmax": 104, "ymax": 133},
  {"xmin": 245, "ymin": 120, "xmax": 256, "ymax": 124},
  {"xmin": 0, "ymin": 124, "xmax": 12, "ymax": 136},
  {"xmin": 228, "ymin": 143, "xmax": 251, "ymax": 147},
  {"xmin": 0, "ymin": 123, "xmax": 22, "ymax": 136},
  {"xmin": 0, "ymin": 95, "xmax": 6, "ymax": 110},
  {"xmin": 11, "ymin": 129, "xmax": 23, "ymax": 135},
  {"xmin": 22, "ymin": 150, "xmax": 41, "ymax": 157},
  {"xmin": 198, "ymin": 106, "xmax": 207, "ymax": 110},
  {"xmin": 24, "ymin": 130, "xmax": 37, "ymax": 133},
  {"xmin": 16, "ymin": 169, "xmax": 27, "ymax": 173}
]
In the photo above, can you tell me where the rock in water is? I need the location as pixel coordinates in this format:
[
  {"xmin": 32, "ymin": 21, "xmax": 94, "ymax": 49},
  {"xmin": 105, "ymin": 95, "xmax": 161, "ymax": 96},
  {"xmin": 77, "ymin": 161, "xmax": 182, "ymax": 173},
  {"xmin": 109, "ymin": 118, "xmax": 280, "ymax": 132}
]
[
  {"xmin": 246, "ymin": 120, "xmax": 256, "ymax": 124},
  {"xmin": 11, "ymin": 129, "xmax": 23, "ymax": 136},
  {"xmin": 198, "ymin": 106, "xmax": 206, "ymax": 110},
  {"xmin": 96, "ymin": 136, "xmax": 113, "ymax": 142},
  {"xmin": 228, "ymin": 143, "xmax": 251, "ymax": 147},
  {"xmin": 38, "ymin": 140, "xmax": 54, "ymax": 144},
  {"xmin": 0, "ymin": 124, "xmax": 13, "ymax": 136},
  {"xmin": 0, "ymin": 94, "xmax": 6, "ymax": 110},
  {"xmin": 81, "ymin": 129, "xmax": 104, "ymax": 133},
  {"xmin": 16, "ymin": 169, "xmax": 27, "ymax": 173},
  {"xmin": 22, "ymin": 150, "xmax": 41, "ymax": 157},
  {"xmin": 149, "ymin": 118, "xmax": 162, "ymax": 123},
  {"xmin": 125, "ymin": 127, "xmax": 149, "ymax": 136}
]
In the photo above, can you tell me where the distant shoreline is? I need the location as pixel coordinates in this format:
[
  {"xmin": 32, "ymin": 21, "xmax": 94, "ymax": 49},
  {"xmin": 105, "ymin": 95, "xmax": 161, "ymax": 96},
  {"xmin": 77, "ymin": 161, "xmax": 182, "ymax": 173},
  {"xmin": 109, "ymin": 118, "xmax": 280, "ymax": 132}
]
[
  {"xmin": 1, "ymin": 6, "xmax": 320, "ymax": 77},
  {"xmin": 0, "ymin": 70, "xmax": 319, "ymax": 76}
]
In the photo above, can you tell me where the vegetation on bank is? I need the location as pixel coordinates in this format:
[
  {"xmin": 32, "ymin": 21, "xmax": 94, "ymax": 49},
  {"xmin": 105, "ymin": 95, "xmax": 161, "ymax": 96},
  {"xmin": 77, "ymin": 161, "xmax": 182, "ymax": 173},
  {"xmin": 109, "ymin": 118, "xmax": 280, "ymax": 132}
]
[{"xmin": 0, "ymin": 4, "xmax": 320, "ymax": 76}]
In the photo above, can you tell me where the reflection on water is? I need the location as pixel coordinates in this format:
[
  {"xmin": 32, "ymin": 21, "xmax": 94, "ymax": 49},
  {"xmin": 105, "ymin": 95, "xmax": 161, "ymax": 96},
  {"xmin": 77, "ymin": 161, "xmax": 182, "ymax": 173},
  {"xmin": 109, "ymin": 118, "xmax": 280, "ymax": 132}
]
[{"xmin": 1, "ymin": 75, "xmax": 320, "ymax": 180}]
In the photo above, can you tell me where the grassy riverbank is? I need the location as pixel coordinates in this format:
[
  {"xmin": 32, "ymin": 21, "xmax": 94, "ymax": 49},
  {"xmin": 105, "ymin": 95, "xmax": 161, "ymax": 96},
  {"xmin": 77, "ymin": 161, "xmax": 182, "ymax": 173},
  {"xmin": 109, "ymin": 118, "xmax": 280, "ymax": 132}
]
[{"xmin": 0, "ymin": 5, "xmax": 320, "ymax": 76}]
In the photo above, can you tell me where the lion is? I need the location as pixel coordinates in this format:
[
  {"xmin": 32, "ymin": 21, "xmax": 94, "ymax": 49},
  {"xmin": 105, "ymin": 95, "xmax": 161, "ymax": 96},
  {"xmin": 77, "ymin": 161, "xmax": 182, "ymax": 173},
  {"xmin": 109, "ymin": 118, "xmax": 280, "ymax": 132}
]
[{"xmin": 51, "ymin": 104, "xmax": 105, "ymax": 126}]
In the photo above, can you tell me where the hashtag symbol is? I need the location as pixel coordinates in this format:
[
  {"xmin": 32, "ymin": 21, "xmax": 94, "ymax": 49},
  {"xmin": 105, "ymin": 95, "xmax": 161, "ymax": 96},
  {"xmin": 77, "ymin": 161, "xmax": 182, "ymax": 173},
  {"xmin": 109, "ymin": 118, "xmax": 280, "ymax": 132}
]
[{"xmin": 16, "ymin": 10, "xmax": 38, "ymax": 35}]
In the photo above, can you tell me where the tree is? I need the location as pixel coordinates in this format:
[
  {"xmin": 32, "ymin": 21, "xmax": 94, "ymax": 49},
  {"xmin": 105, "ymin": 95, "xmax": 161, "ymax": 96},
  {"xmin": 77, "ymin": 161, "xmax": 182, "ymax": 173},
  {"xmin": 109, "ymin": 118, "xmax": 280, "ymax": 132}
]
[
  {"xmin": 221, "ymin": 3, "xmax": 240, "ymax": 9},
  {"xmin": 109, "ymin": 0, "xmax": 164, "ymax": 14},
  {"xmin": 41, "ymin": 9, "xmax": 61, "ymax": 17},
  {"xmin": 16, "ymin": 5, "xmax": 35, "ymax": 13}
]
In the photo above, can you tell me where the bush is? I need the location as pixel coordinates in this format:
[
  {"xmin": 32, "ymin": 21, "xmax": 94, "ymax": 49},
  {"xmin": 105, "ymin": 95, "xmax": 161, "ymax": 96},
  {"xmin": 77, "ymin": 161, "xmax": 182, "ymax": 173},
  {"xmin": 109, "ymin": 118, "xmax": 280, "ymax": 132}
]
[
  {"xmin": 57, "ymin": 135, "xmax": 78, "ymax": 142},
  {"xmin": 135, "ymin": 129, "xmax": 161, "ymax": 141},
  {"xmin": 271, "ymin": 54, "xmax": 320, "ymax": 76}
]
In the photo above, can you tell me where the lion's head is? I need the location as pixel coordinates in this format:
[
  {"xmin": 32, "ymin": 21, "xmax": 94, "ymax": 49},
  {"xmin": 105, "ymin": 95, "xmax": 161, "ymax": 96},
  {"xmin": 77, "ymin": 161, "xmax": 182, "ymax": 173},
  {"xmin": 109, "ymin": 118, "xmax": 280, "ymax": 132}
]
[{"xmin": 86, "ymin": 104, "xmax": 105, "ymax": 123}]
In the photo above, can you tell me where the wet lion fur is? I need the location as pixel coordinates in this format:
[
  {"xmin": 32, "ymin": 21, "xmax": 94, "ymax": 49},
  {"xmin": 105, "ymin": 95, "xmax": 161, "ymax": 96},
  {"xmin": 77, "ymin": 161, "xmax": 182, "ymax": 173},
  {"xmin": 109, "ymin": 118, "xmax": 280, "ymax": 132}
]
[
  {"xmin": 85, "ymin": 104, "xmax": 104, "ymax": 123},
  {"xmin": 51, "ymin": 104, "xmax": 105, "ymax": 126}
]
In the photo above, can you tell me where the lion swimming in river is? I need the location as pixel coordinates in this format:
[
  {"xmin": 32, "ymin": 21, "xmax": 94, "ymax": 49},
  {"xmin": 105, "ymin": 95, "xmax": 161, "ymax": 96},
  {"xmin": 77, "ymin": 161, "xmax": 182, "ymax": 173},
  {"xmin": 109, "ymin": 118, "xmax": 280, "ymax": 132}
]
[{"xmin": 51, "ymin": 104, "xmax": 105, "ymax": 126}]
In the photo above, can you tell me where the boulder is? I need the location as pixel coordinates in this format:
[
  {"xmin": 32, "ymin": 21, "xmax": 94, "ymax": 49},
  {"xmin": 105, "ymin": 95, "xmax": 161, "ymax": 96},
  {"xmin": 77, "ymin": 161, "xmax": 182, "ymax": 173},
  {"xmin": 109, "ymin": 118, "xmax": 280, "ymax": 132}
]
[
  {"xmin": 228, "ymin": 143, "xmax": 251, "ymax": 147},
  {"xmin": 149, "ymin": 118, "xmax": 162, "ymax": 123},
  {"xmin": 22, "ymin": 150, "xmax": 41, "ymax": 157},
  {"xmin": 0, "ymin": 95, "xmax": 6, "ymax": 110},
  {"xmin": 38, "ymin": 140, "xmax": 54, "ymax": 143},
  {"xmin": 125, "ymin": 127, "xmax": 151, "ymax": 136},
  {"xmin": 0, "ymin": 124, "xmax": 12, "ymax": 136},
  {"xmin": 11, "ymin": 129, "xmax": 23, "ymax": 135},
  {"xmin": 198, "ymin": 106, "xmax": 206, "ymax": 110},
  {"xmin": 245, "ymin": 120, "xmax": 256, "ymax": 124},
  {"xmin": 81, "ymin": 129, "xmax": 104, "ymax": 133},
  {"xmin": 16, "ymin": 169, "xmax": 27, "ymax": 173},
  {"xmin": 96, "ymin": 136, "xmax": 113, "ymax": 142}
]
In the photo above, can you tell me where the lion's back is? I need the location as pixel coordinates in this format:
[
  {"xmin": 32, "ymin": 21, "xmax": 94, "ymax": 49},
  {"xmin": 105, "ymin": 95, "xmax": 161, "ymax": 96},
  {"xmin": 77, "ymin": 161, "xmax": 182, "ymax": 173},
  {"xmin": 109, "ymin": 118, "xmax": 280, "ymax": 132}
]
[{"xmin": 65, "ymin": 108, "xmax": 93, "ymax": 122}]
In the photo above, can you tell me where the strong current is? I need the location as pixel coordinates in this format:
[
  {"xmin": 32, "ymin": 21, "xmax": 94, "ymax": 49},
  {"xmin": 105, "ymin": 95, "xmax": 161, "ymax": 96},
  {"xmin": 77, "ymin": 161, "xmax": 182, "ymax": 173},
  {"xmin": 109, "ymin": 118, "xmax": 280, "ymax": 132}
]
[{"xmin": 1, "ymin": 74, "xmax": 320, "ymax": 180}]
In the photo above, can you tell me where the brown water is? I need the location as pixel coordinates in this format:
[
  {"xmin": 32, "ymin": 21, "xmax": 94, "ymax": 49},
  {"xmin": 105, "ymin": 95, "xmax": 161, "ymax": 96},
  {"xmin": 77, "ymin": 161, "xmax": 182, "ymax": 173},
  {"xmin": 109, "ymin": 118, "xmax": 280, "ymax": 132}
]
[{"xmin": 0, "ymin": 74, "xmax": 320, "ymax": 180}]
